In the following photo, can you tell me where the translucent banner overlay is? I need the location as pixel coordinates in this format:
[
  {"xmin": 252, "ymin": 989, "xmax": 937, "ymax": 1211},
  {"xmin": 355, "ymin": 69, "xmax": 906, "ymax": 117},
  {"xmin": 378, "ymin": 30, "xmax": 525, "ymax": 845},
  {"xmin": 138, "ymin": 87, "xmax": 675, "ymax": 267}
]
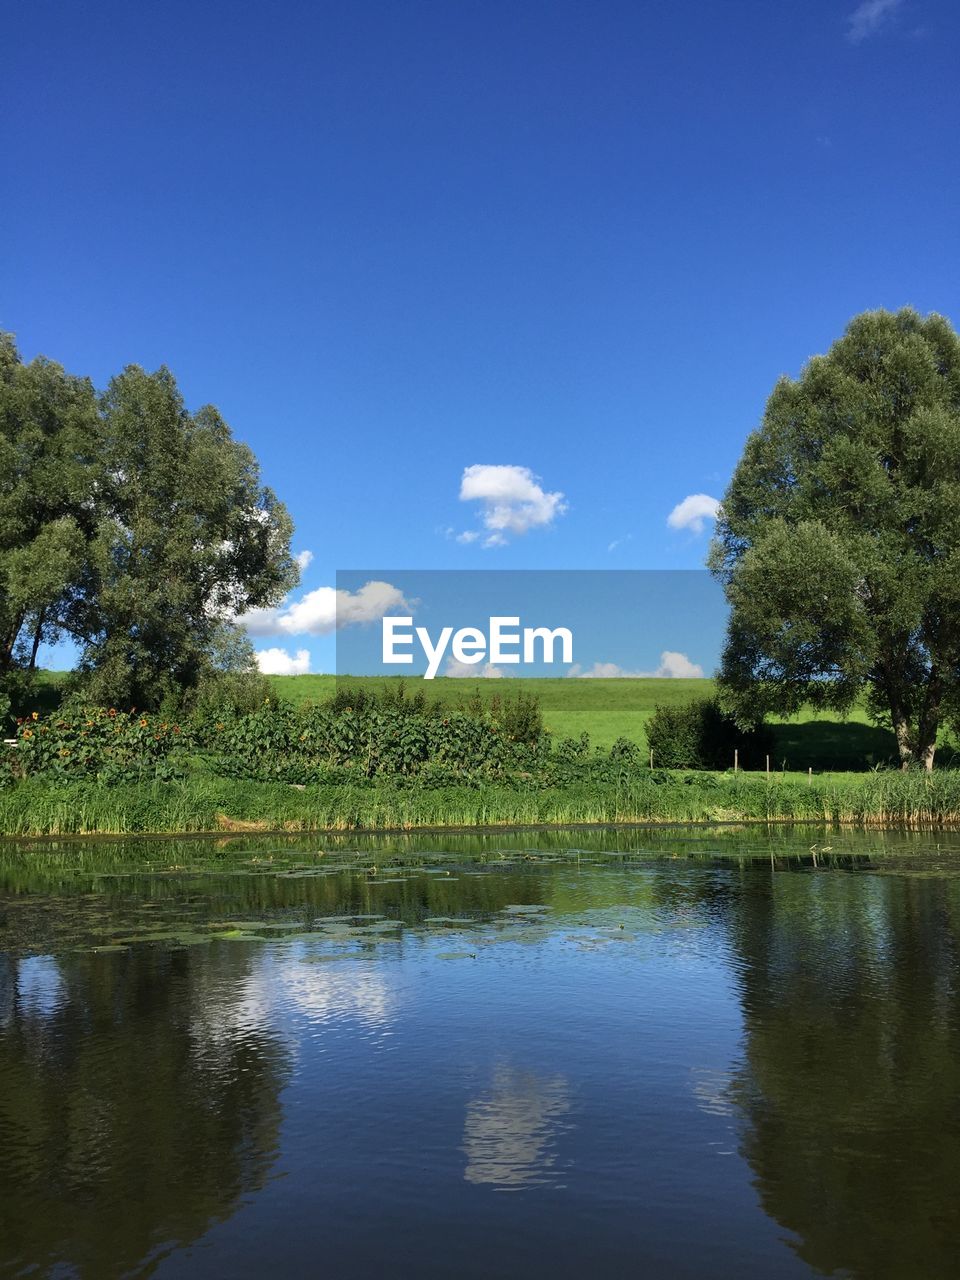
[{"xmin": 334, "ymin": 570, "xmax": 727, "ymax": 680}]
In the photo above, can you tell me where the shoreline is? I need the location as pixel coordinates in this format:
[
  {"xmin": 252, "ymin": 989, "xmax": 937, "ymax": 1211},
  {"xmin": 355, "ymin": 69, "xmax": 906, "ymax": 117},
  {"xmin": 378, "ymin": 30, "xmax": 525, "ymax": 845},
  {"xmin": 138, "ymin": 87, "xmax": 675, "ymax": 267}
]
[
  {"xmin": 4, "ymin": 771, "xmax": 960, "ymax": 838},
  {"xmin": 0, "ymin": 815, "xmax": 838, "ymax": 843}
]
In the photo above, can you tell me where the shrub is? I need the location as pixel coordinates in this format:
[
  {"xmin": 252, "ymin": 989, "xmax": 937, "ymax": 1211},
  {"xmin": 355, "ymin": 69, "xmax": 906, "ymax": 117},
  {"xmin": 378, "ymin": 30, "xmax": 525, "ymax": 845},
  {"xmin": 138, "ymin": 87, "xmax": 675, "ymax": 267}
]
[
  {"xmin": 209, "ymin": 701, "xmax": 531, "ymax": 782},
  {"xmin": 646, "ymin": 697, "xmax": 774, "ymax": 770},
  {"xmin": 15, "ymin": 707, "xmax": 187, "ymax": 782},
  {"xmin": 609, "ymin": 737, "xmax": 641, "ymax": 763},
  {"xmin": 0, "ymin": 743, "xmax": 17, "ymax": 789},
  {"xmin": 326, "ymin": 682, "xmax": 433, "ymax": 717},
  {"xmin": 555, "ymin": 733, "xmax": 591, "ymax": 763},
  {"xmin": 489, "ymin": 691, "xmax": 544, "ymax": 745}
]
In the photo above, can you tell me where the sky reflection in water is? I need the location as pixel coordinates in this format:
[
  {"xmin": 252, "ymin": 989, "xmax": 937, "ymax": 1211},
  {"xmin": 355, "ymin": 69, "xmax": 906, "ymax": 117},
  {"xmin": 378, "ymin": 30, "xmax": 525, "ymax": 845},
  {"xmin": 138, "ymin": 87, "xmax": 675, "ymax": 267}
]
[{"xmin": 2, "ymin": 827, "xmax": 960, "ymax": 1278}]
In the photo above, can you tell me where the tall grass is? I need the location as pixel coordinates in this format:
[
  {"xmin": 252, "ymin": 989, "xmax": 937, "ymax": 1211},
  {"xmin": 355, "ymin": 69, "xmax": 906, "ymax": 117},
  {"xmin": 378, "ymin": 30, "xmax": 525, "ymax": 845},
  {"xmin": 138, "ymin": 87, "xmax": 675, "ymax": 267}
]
[{"xmin": 4, "ymin": 769, "xmax": 960, "ymax": 836}]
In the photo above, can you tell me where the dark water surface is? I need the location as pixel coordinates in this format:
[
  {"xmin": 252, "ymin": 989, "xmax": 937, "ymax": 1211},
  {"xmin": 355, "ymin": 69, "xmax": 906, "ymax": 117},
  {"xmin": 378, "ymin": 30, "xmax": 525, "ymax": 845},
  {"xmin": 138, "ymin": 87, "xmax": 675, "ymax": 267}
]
[{"xmin": 3, "ymin": 825, "xmax": 960, "ymax": 1278}]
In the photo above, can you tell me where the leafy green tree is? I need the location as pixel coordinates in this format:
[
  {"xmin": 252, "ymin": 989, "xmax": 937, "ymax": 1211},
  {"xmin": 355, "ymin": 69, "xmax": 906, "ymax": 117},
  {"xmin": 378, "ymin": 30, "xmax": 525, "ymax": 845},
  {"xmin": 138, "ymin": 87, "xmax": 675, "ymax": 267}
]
[
  {"xmin": 0, "ymin": 334, "xmax": 99, "ymax": 721},
  {"xmin": 711, "ymin": 308, "xmax": 960, "ymax": 769},
  {"xmin": 70, "ymin": 364, "xmax": 298, "ymax": 709}
]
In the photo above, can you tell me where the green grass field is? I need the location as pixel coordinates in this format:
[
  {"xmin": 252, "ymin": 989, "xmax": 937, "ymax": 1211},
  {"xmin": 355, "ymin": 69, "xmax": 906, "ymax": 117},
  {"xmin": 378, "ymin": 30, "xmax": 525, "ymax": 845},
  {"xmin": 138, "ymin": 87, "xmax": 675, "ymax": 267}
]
[{"xmin": 266, "ymin": 674, "xmax": 900, "ymax": 770}]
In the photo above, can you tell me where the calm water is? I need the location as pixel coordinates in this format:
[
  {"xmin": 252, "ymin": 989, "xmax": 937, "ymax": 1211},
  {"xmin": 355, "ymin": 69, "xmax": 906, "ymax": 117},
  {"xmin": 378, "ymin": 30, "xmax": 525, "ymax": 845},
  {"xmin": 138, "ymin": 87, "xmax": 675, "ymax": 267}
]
[{"xmin": 3, "ymin": 825, "xmax": 960, "ymax": 1279}]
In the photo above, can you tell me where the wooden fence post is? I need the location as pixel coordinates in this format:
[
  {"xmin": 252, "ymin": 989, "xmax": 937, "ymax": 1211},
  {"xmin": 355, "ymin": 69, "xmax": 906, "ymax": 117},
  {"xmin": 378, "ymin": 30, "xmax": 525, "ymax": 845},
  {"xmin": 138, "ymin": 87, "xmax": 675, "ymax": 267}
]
[{"xmin": 734, "ymin": 748, "xmax": 739, "ymax": 773}]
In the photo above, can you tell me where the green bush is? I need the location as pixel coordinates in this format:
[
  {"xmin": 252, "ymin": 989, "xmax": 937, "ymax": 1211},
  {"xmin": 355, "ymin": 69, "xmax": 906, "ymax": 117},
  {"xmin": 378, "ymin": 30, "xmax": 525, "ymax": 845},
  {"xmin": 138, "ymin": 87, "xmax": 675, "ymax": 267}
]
[
  {"xmin": 15, "ymin": 707, "xmax": 187, "ymax": 782},
  {"xmin": 646, "ymin": 697, "xmax": 774, "ymax": 770},
  {"xmin": 488, "ymin": 691, "xmax": 544, "ymax": 745},
  {"xmin": 326, "ymin": 682, "xmax": 433, "ymax": 717},
  {"xmin": 208, "ymin": 700, "xmax": 535, "ymax": 781}
]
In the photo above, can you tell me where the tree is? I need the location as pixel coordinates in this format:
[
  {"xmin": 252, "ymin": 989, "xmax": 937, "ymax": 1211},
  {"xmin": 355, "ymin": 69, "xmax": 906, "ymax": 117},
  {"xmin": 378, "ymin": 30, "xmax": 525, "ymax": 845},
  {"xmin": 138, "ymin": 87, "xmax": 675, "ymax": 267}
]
[
  {"xmin": 71, "ymin": 364, "xmax": 298, "ymax": 709},
  {"xmin": 0, "ymin": 334, "xmax": 99, "ymax": 720},
  {"xmin": 710, "ymin": 308, "xmax": 960, "ymax": 770}
]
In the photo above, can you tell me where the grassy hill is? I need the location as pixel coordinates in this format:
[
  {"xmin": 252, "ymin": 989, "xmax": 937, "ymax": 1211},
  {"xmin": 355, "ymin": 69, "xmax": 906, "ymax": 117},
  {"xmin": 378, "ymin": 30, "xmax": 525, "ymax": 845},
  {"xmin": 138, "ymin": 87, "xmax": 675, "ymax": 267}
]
[{"xmin": 266, "ymin": 674, "xmax": 900, "ymax": 770}]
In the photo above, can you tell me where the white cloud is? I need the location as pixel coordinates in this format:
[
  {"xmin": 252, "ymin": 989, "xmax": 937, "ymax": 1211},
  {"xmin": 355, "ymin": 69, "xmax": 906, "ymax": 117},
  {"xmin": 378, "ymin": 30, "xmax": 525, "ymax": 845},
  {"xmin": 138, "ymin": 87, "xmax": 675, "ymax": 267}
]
[
  {"xmin": 443, "ymin": 658, "xmax": 508, "ymax": 678},
  {"xmin": 667, "ymin": 493, "xmax": 721, "ymax": 535},
  {"xmin": 241, "ymin": 580, "xmax": 411, "ymax": 638},
  {"xmin": 650, "ymin": 651, "xmax": 705, "ymax": 678},
  {"xmin": 295, "ymin": 549, "xmax": 314, "ymax": 572},
  {"xmin": 847, "ymin": 0, "xmax": 902, "ymax": 42},
  {"xmin": 255, "ymin": 646, "xmax": 311, "ymax": 675},
  {"xmin": 607, "ymin": 534, "xmax": 632, "ymax": 553},
  {"xmin": 567, "ymin": 651, "xmax": 705, "ymax": 679},
  {"xmin": 458, "ymin": 464, "xmax": 567, "ymax": 547}
]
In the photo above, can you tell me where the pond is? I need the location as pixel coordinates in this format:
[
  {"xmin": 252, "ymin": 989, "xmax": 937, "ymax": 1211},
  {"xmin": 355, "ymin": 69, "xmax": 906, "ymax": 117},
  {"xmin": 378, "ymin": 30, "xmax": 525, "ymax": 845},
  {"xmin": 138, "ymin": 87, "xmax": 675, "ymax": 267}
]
[{"xmin": 2, "ymin": 825, "xmax": 960, "ymax": 1278}]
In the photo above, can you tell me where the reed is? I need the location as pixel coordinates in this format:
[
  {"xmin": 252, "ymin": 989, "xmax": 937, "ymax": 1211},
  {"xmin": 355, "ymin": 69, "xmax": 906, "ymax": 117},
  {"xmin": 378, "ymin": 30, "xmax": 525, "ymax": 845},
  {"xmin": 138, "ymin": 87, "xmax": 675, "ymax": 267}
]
[{"xmin": 4, "ymin": 769, "xmax": 960, "ymax": 836}]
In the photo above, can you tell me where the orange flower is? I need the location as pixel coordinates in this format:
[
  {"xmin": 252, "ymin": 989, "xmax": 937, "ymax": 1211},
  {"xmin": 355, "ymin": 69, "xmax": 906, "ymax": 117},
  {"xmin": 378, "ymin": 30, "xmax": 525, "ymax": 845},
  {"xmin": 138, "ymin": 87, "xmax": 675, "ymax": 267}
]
[
  {"xmin": 139, "ymin": 719, "xmax": 148, "ymax": 728},
  {"xmin": 31, "ymin": 711, "xmax": 38, "ymax": 721}
]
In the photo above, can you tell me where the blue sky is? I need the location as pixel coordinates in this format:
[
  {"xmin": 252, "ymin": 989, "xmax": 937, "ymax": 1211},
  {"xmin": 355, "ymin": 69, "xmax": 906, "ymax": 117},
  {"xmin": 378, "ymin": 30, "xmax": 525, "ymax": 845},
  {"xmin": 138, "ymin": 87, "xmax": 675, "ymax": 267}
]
[{"xmin": 5, "ymin": 0, "xmax": 958, "ymax": 675}]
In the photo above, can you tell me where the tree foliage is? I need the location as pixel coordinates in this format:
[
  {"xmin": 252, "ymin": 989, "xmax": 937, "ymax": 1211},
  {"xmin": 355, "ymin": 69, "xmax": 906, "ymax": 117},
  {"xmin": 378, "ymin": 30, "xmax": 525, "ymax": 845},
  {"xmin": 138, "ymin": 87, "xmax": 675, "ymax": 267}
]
[
  {"xmin": 75, "ymin": 365, "xmax": 297, "ymax": 709},
  {"xmin": 711, "ymin": 308, "xmax": 960, "ymax": 768},
  {"xmin": 0, "ymin": 335, "xmax": 100, "ymax": 720},
  {"xmin": 0, "ymin": 334, "xmax": 297, "ymax": 716},
  {"xmin": 646, "ymin": 696, "xmax": 773, "ymax": 770}
]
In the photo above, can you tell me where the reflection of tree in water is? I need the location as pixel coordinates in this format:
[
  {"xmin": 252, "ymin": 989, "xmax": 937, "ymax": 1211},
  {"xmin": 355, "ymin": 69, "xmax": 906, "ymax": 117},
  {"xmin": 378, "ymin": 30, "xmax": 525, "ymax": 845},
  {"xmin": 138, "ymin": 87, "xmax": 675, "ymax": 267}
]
[
  {"xmin": 462, "ymin": 1064, "xmax": 570, "ymax": 1190},
  {"xmin": 725, "ymin": 869, "xmax": 960, "ymax": 1279},
  {"xmin": 0, "ymin": 944, "xmax": 289, "ymax": 1279}
]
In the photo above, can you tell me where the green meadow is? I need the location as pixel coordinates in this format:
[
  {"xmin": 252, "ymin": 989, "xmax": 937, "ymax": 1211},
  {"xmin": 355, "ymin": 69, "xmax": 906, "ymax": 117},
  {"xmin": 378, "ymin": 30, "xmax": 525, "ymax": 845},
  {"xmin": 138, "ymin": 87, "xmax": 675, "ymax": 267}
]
[{"xmin": 266, "ymin": 674, "xmax": 899, "ymax": 771}]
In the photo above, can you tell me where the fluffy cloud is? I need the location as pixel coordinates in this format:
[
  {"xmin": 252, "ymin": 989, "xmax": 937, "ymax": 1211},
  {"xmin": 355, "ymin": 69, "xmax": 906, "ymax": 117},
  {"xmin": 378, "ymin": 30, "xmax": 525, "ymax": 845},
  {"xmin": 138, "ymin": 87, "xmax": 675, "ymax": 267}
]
[
  {"xmin": 443, "ymin": 658, "xmax": 508, "ymax": 678},
  {"xmin": 667, "ymin": 493, "xmax": 721, "ymax": 535},
  {"xmin": 847, "ymin": 0, "xmax": 902, "ymax": 42},
  {"xmin": 567, "ymin": 651, "xmax": 704, "ymax": 679},
  {"xmin": 295, "ymin": 549, "xmax": 314, "ymax": 571},
  {"xmin": 458, "ymin": 464, "xmax": 567, "ymax": 547},
  {"xmin": 241, "ymin": 580, "xmax": 411, "ymax": 638},
  {"xmin": 653, "ymin": 651, "xmax": 705, "ymax": 678},
  {"xmin": 255, "ymin": 646, "xmax": 311, "ymax": 675}
]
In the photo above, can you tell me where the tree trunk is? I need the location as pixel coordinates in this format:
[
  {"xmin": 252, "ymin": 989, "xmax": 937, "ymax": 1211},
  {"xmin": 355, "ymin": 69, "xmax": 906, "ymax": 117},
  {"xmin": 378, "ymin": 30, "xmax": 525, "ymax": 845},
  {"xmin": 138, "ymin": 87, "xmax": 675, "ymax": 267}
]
[
  {"xmin": 917, "ymin": 710, "xmax": 939, "ymax": 772},
  {"xmin": 890, "ymin": 673, "xmax": 940, "ymax": 771},
  {"xmin": 1, "ymin": 610, "xmax": 29, "ymax": 672},
  {"xmin": 917, "ymin": 671, "xmax": 941, "ymax": 773},
  {"xmin": 28, "ymin": 610, "xmax": 45, "ymax": 672},
  {"xmin": 892, "ymin": 715, "xmax": 915, "ymax": 770}
]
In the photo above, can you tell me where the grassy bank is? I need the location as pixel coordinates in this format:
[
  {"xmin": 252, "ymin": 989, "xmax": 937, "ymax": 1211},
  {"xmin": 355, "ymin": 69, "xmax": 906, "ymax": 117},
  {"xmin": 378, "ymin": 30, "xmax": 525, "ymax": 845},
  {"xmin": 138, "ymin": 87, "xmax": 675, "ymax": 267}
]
[{"xmin": 4, "ymin": 770, "xmax": 960, "ymax": 836}]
